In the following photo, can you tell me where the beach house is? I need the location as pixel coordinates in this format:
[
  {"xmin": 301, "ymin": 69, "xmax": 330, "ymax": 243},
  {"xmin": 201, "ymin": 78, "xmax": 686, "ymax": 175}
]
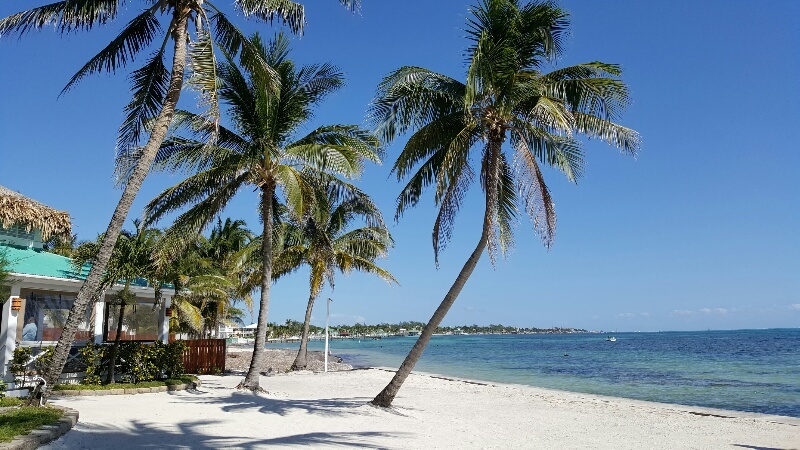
[{"xmin": 0, "ymin": 185, "xmax": 173, "ymax": 381}]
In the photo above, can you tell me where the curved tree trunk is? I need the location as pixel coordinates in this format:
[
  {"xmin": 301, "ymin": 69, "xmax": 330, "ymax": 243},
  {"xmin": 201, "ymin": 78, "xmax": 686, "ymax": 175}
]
[
  {"xmin": 40, "ymin": 10, "xmax": 191, "ymax": 403},
  {"xmin": 238, "ymin": 182, "xmax": 276, "ymax": 391},
  {"xmin": 370, "ymin": 227, "xmax": 488, "ymax": 407},
  {"xmin": 370, "ymin": 139, "xmax": 502, "ymax": 408},
  {"xmin": 290, "ymin": 293, "xmax": 316, "ymax": 371},
  {"xmin": 105, "ymin": 300, "xmax": 126, "ymax": 384}
]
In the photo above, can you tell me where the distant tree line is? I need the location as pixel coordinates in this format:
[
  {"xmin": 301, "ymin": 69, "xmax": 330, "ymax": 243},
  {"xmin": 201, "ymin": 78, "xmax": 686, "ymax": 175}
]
[{"xmin": 262, "ymin": 320, "xmax": 587, "ymax": 338}]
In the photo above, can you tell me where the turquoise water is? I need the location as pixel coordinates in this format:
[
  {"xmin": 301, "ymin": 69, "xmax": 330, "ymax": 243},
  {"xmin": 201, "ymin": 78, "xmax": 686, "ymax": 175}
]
[{"xmin": 267, "ymin": 328, "xmax": 800, "ymax": 417}]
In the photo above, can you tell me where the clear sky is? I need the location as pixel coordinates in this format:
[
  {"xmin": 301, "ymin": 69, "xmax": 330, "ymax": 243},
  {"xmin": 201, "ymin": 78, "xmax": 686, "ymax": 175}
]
[{"xmin": 1, "ymin": 1, "xmax": 798, "ymax": 332}]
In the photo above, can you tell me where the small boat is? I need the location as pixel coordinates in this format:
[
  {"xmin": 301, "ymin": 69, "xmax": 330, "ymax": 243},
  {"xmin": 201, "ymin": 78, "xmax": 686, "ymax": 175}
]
[{"xmin": 606, "ymin": 336, "xmax": 616, "ymax": 342}]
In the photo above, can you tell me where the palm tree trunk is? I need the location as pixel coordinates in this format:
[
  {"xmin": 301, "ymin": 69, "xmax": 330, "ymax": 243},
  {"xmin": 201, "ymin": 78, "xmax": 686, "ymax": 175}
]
[
  {"xmin": 370, "ymin": 139, "xmax": 502, "ymax": 408},
  {"xmin": 40, "ymin": 9, "xmax": 191, "ymax": 402},
  {"xmin": 238, "ymin": 182, "xmax": 276, "ymax": 391},
  {"xmin": 291, "ymin": 293, "xmax": 316, "ymax": 371},
  {"xmin": 370, "ymin": 227, "xmax": 488, "ymax": 407},
  {"xmin": 105, "ymin": 300, "xmax": 127, "ymax": 384}
]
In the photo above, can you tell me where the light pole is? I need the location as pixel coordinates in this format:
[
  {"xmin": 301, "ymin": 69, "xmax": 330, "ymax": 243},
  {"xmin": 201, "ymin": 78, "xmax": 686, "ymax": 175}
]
[{"xmin": 324, "ymin": 297, "xmax": 332, "ymax": 373}]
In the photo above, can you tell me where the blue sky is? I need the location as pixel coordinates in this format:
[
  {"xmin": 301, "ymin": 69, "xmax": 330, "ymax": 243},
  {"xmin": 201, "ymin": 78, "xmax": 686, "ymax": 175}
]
[{"xmin": 1, "ymin": 1, "xmax": 798, "ymax": 332}]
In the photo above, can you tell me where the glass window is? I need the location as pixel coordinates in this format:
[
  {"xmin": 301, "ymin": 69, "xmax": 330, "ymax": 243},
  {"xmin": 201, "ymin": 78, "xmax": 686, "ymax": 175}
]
[
  {"xmin": 105, "ymin": 302, "xmax": 159, "ymax": 341},
  {"xmin": 22, "ymin": 293, "xmax": 92, "ymax": 343}
]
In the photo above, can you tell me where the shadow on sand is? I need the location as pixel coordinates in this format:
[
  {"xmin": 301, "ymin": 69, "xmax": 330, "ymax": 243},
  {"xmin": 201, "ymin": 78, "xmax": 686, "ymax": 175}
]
[{"xmin": 46, "ymin": 419, "xmax": 405, "ymax": 449}]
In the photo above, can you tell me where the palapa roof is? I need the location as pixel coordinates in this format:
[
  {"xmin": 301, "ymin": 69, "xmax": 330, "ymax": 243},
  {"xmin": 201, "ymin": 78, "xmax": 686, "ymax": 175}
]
[{"xmin": 0, "ymin": 185, "xmax": 72, "ymax": 240}]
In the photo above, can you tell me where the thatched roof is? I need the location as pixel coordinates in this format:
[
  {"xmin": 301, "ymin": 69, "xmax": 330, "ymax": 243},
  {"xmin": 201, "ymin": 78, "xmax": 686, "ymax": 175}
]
[{"xmin": 0, "ymin": 185, "xmax": 72, "ymax": 240}]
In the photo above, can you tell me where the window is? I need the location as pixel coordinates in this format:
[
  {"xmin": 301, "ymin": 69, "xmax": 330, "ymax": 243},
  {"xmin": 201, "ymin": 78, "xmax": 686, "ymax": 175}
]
[
  {"xmin": 105, "ymin": 302, "xmax": 159, "ymax": 341},
  {"xmin": 22, "ymin": 293, "xmax": 92, "ymax": 342}
]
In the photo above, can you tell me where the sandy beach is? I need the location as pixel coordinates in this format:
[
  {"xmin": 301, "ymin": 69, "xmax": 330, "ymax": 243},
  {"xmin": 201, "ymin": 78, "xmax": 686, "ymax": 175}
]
[{"xmin": 43, "ymin": 366, "xmax": 799, "ymax": 449}]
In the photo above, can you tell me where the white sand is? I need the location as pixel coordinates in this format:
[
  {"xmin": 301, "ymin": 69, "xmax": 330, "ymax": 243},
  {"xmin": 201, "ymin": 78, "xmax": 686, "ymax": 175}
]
[{"xmin": 44, "ymin": 368, "xmax": 800, "ymax": 449}]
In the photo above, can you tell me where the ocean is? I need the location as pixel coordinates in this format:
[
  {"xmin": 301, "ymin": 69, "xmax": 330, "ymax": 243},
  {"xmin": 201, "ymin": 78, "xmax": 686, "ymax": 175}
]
[{"xmin": 267, "ymin": 328, "xmax": 800, "ymax": 418}]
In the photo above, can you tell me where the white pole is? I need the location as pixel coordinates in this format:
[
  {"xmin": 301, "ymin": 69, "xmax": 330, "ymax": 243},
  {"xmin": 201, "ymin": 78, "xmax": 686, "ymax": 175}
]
[{"xmin": 324, "ymin": 297, "xmax": 331, "ymax": 373}]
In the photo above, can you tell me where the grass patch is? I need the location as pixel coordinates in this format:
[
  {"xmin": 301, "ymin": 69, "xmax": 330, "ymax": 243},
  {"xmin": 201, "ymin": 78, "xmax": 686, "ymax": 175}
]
[
  {"xmin": 0, "ymin": 398, "xmax": 22, "ymax": 407},
  {"xmin": 52, "ymin": 375, "xmax": 197, "ymax": 391},
  {"xmin": 0, "ymin": 406, "xmax": 63, "ymax": 443}
]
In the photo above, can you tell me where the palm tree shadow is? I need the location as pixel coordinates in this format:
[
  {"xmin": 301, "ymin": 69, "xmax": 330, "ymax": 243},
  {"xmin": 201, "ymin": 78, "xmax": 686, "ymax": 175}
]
[
  {"xmin": 175, "ymin": 389, "xmax": 377, "ymax": 417},
  {"xmin": 62, "ymin": 419, "xmax": 406, "ymax": 449}
]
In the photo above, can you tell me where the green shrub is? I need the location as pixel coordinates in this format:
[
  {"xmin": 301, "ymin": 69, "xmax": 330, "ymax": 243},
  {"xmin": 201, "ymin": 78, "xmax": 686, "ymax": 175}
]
[
  {"xmin": 10, "ymin": 347, "xmax": 54, "ymax": 385},
  {"xmin": 156, "ymin": 341, "xmax": 186, "ymax": 379},
  {"xmin": 13, "ymin": 341, "xmax": 186, "ymax": 387},
  {"xmin": 78, "ymin": 343, "xmax": 108, "ymax": 385}
]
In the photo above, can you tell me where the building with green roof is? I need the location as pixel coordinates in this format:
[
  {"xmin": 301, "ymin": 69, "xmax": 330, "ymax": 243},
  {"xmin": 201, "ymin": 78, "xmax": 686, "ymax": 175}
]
[{"xmin": 1, "ymin": 186, "xmax": 173, "ymax": 381}]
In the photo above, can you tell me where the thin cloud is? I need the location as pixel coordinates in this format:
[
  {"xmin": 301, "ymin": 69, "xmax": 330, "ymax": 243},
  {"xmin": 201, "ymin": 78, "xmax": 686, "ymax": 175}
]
[
  {"xmin": 789, "ymin": 304, "xmax": 800, "ymax": 311},
  {"xmin": 672, "ymin": 309, "xmax": 694, "ymax": 316},
  {"xmin": 700, "ymin": 307, "xmax": 729, "ymax": 315}
]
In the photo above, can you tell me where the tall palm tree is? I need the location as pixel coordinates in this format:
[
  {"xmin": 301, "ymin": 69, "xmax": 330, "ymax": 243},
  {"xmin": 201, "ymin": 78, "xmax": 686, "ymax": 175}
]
[
  {"xmin": 71, "ymin": 220, "xmax": 163, "ymax": 384},
  {"xmin": 286, "ymin": 185, "xmax": 397, "ymax": 371},
  {"xmin": 0, "ymin": 0, "xmax": 356, "ymax": 395},
  {"xmin": 368, "ymin": 0, "xmax": 640, "ymax": 407},
  {"xmin": 141, "ymin": 33, "xmax": 381, "ymax": 391}
]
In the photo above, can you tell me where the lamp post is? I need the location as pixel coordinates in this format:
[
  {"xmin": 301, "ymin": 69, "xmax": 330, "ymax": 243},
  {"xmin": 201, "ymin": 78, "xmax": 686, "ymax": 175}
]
[{"xmin": 324, "ymin": 297, "xmax": 332, "ymax": 373}]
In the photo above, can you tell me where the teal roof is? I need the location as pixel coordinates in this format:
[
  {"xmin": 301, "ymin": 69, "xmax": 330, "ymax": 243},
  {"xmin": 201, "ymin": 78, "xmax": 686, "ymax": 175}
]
[
  {"xmin": 2, "ymin": 244, "xmax": 88, "ymax": 280},
  {"xmin": 1, "ymin": 243, "xmax": 171, "ymax": 290}
]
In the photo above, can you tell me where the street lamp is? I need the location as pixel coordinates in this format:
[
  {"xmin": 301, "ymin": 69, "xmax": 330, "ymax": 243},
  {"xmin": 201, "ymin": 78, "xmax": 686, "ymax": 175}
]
[{"xmin": 324, "ymin": 297, "xmax": 332, "ymax": 373}]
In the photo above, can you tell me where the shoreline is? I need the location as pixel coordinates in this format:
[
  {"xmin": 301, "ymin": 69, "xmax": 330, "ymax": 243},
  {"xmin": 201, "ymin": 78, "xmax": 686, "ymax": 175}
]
[
  {"xmin": 46, "ymin": 367, "xmax": 800, "ymax": 449},
  {"xmin": 378, "ymin": 367, "xmax": 800, "ymax": 425},
  {"xmin": 229, "ymin": 345, "xmax": 800, "ymax": 422}
]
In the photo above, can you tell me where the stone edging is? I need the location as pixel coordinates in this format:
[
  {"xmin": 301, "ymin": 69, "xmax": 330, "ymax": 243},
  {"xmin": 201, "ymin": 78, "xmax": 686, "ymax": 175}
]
[
  {"xmin": 48, "ymin": 382, "xmax": 195, "ymax": 397},
  {"xmin": 0, "ymin": 405, "xmax": 79, "ymax": 450}
]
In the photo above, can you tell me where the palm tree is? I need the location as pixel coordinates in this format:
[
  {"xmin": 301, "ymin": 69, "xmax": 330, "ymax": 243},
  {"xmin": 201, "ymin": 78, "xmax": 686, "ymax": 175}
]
[
  {"xmin": 286, "ymin": 184, "xmax": 397, "ymax": 371},
  {"xmin": 141, "ymin": 33, "xmax": 381, "ymax": 391},
  {"xmin": 199, "ymin": 218, "xmax": 255, "ymax": 337},
  {"xmin": 368, "ymin": 0, "xmax": 640, "ymax": 407},
  {"xmin": 153, "ymin": 217, "xmax": 256, "ymax": 338},
  {"xmin": 43, "ymin": 234, "xmax": 80, "ymax": 258},
  {"xmin": 71, "ymin": 220, "xmax": 163, "ymax": 384},
  {"xmin": 1, "ymin": 0, "xmax": 356, "ymax": 395}
]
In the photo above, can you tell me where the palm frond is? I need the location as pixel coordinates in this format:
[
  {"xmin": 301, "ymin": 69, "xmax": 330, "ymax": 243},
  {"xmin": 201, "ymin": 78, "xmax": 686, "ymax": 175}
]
[
  {"xmin": 234, "ymin": 0, "xmax": 305, "ymax": 34},
  {"xmin": 511, "ymin": 135, "xmax": 556, "ymax": 247},
  {"xmin": 187, "ymin": 26, "xmax": 220, "ymax": 138},
  {"xmin": 209, "ymin": 11, "xmax": 279, "ymax": 94},
  {"xmin": 61, "ymin": 6, "xmax": 162, "ymax": 94},
  {"xmin": 369, "ymin": 66, "xmax": 465, "ymax": 144},
  {"xmin": 0, "ymin": 0, "xmax": 121, "ymax": 36},
  {"xmin": 115, "ymin": 48, "xmax": 170, "ymax": 156}
]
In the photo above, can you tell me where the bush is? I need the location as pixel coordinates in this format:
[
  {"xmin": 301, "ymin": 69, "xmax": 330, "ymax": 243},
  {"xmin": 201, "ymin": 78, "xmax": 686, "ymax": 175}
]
[
  {"xmin": 10, "ymin": 347, "xmax": 54, "ymax": 386},
  {"xmin": 78, "ymin": 343, "xmax": 108, "ymax": 385},
  {"xmin": 12, "ymin": 341, "xmax": 187, "ymax": 386},
  {"xmin": 156, "ymin": 341, "xmax": 186, "ymax": 379}
]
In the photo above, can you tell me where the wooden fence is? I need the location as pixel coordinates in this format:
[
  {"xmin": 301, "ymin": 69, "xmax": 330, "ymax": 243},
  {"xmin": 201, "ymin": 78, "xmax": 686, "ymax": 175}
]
[{"xmin": 181, "ymin": 339, "xmax": 226, "ymax": 375}]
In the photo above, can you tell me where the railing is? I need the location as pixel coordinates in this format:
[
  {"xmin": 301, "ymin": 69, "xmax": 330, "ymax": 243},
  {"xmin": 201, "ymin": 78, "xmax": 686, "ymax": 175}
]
[{"xmin": 181, "ymin": 339, "xmax": 226, "ymax": 375}]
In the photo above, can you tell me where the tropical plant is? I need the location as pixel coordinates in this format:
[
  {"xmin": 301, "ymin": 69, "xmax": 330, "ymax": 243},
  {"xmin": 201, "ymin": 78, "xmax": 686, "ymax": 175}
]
[
  {"xmin": 140, "ymin": 33, "xmax": 381, "ymax": 391},
  {"xmin": 0, "ymin": 0, "xmax": 357, "ymax": 399},
  {"xmin": 42, "ymin": 233, "xmax": 80, "ymax": 258},
  {"xmin": 71, "ymin": 220, "xmax": 163, "ymax": 384},
  {"xmin": 367, "ymin": 0, "xmax": 640, "ymax": 407},
  {"xmin": 287, "ymin": 184, "xmax": 397, "ymax": 370}
]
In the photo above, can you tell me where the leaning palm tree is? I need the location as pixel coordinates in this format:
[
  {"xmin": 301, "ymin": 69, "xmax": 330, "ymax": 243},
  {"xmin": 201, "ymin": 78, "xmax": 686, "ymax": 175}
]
[
  {"xmin": 368, "ymin": 0, "xmax": 640, "ymax": 407},
  {"xmin": 1, "ymin": 0, "xmax": 358, "ymax": 396},
  {"xmin": 141, "ymin": 33, "xmax": 381, "ymax": 391},
  {"xmin": 287, "ymin": 184, "xmax": 397, "ymax": 371}
]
